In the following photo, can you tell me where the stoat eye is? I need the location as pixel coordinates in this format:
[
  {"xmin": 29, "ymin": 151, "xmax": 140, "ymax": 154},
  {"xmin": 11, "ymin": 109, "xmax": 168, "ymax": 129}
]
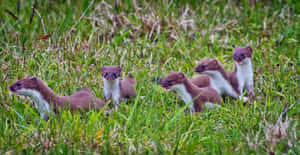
[
  {"xmin": 241, "ymin": 53, "xmax": 245, "ymax": 57},
  {"xmin": 201, "ymin": 65, "xmax": 206, "ymax": 69},
  {"xmin": 104, "ymin": 72, "xmax": 108, "ymax": 77},
  {"xmin": 112, "ymin": 73, "xmax": 117, "ymax": 78},
  {"xmin": 16, "ymin": 83, "xmax": 22, "ymax": 87},
  {"xmin": 167, "ymin": 80, "xmax": 172, "ymax": 84}
]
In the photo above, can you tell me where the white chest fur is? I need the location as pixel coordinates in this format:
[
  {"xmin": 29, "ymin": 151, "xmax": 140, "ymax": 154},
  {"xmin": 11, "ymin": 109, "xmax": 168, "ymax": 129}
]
[
  {"xmin": 235, "ymin": 58, "xmax": 253, "ymax": 92},
  {"xmin": 16, "ymin": 88, "xmax": 52, "ymax": 120},
  {"xmin": 103, "ymin": 78, "xmax": 121, "ymax": 104},
  {"xmin": 171, "ymin": 84, "xmax": 195, "ymax": 113},
  {"xmin": 203, "ymin": 71, "xmax": 237, "ymax": 98}
]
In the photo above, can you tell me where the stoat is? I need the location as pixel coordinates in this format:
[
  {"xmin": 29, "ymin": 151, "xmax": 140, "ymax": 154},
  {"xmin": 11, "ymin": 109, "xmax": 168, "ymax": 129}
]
[
  {"xmin": 160, "ymin": 72, "xmax": 221, "ymax": 113},
  {"xmin": 233, "ymin": 46, "xmax": 255, "ymax": 99},
  {"xmin": 101, "ymin": 66, "xmax": 136, "ymax": 110},
  {"xmin": 9, "ymin": 76, "xmax": 105, "ymax": 120}
]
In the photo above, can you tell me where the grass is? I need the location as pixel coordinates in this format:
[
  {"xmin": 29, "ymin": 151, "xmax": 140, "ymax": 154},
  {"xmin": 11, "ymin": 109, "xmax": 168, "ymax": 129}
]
[{"xmin": 0, "ymin": 0, "xmax": 299, "ymax": 154}]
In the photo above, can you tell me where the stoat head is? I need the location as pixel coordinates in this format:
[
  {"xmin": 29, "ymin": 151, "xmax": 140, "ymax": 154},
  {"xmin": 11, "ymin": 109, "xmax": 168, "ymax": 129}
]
[
  {"xmin": 233, "ymin": 46, "xmax": 253, "ymax": 65},
  {"xmin": 101, "ymin": 66, "xmax": 121, "ymax": 80},
  {"xmin": 160, "ymin": 72, "xmax": 186, "ymax": 91},
  {"xmin": 9, "ymin": 76, "xmax": 39, "ymax": 96},
  {"xmin": 194, "ymin": 59, "xmax": 222, "ymax": 75}
]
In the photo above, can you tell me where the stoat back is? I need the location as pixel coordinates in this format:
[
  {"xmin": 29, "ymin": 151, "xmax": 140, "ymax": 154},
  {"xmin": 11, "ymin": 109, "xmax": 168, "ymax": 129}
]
[
  {"xmin": 190, "ymin": 75, "xmax": 210, "ymax": 88},
  {"xmin": 121, "ymin": 76, "xmax": 137, "ymax": 98}
]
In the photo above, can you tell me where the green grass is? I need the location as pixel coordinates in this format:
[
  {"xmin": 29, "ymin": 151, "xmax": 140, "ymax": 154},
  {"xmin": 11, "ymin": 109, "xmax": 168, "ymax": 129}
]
[{"xmin": 0, "ymin": 0, "xmax": 299, "ymax": 154}]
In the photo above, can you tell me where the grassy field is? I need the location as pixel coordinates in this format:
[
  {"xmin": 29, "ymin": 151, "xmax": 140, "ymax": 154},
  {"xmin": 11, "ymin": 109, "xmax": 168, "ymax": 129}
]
[{"xmin": 0, "ymin": 0, "xmax": 299, "ymax": 154}]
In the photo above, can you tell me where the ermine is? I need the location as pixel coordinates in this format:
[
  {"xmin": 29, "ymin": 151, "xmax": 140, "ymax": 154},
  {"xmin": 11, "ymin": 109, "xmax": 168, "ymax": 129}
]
[
  {"xmin": 160, "ymin": 72, "xmax": 221, "ymax": 113},
  {"xmin": 233, "ymin": 46, "xmax": 255, "ymax": 99},
  {"xmin": 101, "ymin": 66, "xmax": 136, "ymax": 110},
  {"xmin": 9, "ymin": 76, "xmax": 105, "ymax": 120}
]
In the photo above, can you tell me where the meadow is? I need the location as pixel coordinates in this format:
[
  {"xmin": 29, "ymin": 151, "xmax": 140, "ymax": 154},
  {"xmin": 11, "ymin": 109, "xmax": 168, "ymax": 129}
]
[{"xmin": 0, "ymin": 0, "xmax": 299, "ymax": 154}]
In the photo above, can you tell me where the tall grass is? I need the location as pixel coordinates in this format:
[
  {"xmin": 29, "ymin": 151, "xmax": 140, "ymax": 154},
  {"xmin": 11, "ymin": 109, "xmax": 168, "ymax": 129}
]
[{"xmin": 0, "ymin": 0, "xmax": 299, "ymax": 154}]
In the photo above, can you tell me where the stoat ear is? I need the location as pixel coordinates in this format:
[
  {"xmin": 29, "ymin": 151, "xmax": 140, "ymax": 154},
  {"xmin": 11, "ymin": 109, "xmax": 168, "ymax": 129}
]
[
  {"xmin": 30, "ymin": 77, "xmax": 38, "ymax": 82},
  {"xmin": 212, "ymin": 59, "xmax": 218, "ymax": 65},
  {"xmin": 246, "ymin": 46, "xmax": 253, "ymax": 54},
  {"xmin": 177, "ymin": 72, "xmax": 185, "ymax": 80}
]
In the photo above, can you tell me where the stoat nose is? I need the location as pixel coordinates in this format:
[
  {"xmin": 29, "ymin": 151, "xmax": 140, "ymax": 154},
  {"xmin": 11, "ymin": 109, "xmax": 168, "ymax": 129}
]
[
  {"xmin": 9, "ymin": 86, "xmax": 15, "ymax": 92},
  {"xmin": 194, "ymin": 66, "xmax": 202, "ymax": 72},
  {"xmin": 194, "ymin": 67, "xmax": 198, "ymax": 72}
]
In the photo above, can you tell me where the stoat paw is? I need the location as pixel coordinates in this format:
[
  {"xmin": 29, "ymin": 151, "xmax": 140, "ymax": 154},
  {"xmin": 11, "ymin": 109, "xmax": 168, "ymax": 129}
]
[{"xmin": 243, "ymin": 97, "xmax": 250, "ymax": 103}]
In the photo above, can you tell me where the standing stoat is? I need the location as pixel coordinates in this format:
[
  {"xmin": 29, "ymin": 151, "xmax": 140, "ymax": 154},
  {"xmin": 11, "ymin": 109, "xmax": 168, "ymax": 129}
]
[
  {"xmin": 101, "ymin": 66, "xmax": 136, "ymax": 110},
  {"xmin": 160, "ymin": 72, "xmax": 221, "ymax": 113},
  {"xmin": 233, "ymin": 46, "xmax": 255, "ymax": 99},
  {"xmin": 9, "ymin": 76, "xmax": 105, "ymax": 120}
]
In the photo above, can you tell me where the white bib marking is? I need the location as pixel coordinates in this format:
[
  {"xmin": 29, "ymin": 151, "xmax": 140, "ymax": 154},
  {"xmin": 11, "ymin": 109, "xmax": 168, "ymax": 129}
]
[
  {"xmin": 171, "ymin": 84, "xmax": 194, "ymax": 113},
  {"xmin": 203, "ymin": 70, "xmax": 238, "ymax": 98},
  {"xmin": 103, "ymin": 78, "xmax": 121, "ymax": 106},
  {"xmin": 16, "ymin": 88, "xmax": 52, "ymax": 120}
]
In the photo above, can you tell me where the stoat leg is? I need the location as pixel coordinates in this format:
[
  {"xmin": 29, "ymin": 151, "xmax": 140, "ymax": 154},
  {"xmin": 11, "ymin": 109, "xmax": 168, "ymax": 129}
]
[
  {"xmin": 103, "ymin": 90, "xmax": 111, "ymax": 102},
  {"xmin": 113, "ymin": 97, "xmax": 121, "ymax": 110}
]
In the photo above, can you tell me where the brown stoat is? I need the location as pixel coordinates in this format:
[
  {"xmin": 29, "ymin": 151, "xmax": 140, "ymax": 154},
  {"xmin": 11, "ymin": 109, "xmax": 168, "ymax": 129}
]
[
  {"xmin": 160, "ymin": 72, "xmax": 221, "ymax": 113},
  {"xmin": 233, "ymin": 46, "xmax": 255, "ymax": 99},
  {"xmin": 194, "ymin": 57, "xmax": 251, "ymax": 102},
  {"xmin": 101, "ymin": 66, "xmax": 136, "ymax": 110},
  {"xmin": 9, "ymin": 76, "xmax": 105, "ymax": 120}
]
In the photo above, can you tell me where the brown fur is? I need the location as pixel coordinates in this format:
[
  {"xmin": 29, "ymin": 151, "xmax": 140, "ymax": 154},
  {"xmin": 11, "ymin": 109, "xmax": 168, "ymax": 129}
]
[
  {"xmin": 9, "ymin": 76, "xmax": 105, "ymax": 113},
  {"xmin": 190, "ymin": 75, "xmax": 210, "ymax": 88},
  {"xmin": 160, "ymin": 72, "xmax": 221, "ymax": 112},
  {"xmin": 121, "ymin": 76, "xmax": 137, "ymax": 98}
]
